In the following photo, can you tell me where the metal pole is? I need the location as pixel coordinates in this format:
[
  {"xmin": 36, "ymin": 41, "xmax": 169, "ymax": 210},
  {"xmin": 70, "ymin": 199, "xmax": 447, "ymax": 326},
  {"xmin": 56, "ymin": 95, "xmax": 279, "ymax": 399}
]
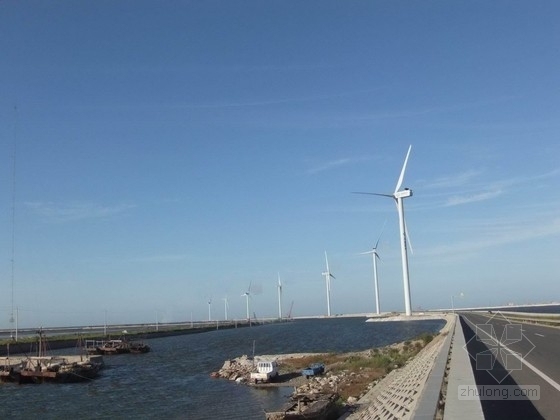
[{"xmin": 15, "ymin": 306, "xmax": 18, "ymax": 342}]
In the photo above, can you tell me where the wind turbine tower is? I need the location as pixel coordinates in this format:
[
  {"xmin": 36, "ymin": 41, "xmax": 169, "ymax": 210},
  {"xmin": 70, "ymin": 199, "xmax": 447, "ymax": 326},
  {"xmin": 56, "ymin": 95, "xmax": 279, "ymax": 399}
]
[
  {"xmin": 207, "ymin": 298, "xmax": 212, "ymax": 322},
  {"xmin": 223, "ymin": 297, "xmax": 229, "ymax": 321},
  {"xmin": 322, "ymin": 252, "xmax": 336, "ymax": 317},
  {"xmin": 277, "ymin": 273, "xmax": 283, "ymax": 320},
  {"xmin": 354, "ymin": 145, "xmax": 414, "ymax": 316},
  {"xmin": 362, "ymin": 221, "xmax": 386, "ymax": 315}
]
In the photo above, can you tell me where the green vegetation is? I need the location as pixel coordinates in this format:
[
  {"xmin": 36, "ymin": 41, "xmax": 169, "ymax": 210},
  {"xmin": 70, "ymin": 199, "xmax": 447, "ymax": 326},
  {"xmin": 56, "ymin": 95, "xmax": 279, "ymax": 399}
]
[
  {"xmin": 420, "ymin": 332, "xmax": 434, "ymax": 345},
  {"xmin": 280, "ymin": 331, "xmax": 439, "ymax": 400}
]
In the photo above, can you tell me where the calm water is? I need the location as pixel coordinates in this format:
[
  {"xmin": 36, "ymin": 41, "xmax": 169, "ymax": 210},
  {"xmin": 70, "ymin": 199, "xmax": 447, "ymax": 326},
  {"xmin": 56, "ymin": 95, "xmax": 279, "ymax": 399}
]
[{"xmin": 1, "ymin": 317, "xmax": 445, "ymax": 419}]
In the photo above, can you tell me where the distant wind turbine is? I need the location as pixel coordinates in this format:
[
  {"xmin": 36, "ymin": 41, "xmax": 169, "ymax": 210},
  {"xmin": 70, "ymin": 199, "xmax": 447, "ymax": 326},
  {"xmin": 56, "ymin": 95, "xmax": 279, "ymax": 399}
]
[
  {"xmin": 277, "ymin": 273, "xmax": 283, "ymax": 320},
  {"xmin": 242, "ymin": 281, "xmax": 252, "ymax": 320},
  {"xmin": 361, "ymin": 221, "xmax": 386, "ymax": 315},
  {"xmin": 223, "ymin": 296, "xmax": 229, "ymax": 321},
  {"xmin": 322, "ymin": 252, "xmax": 336, "ymax": 317},
  {"xmin": 354, "ymin": 145, "xmax": 414, "ymax": 316},
  {"xmin": 207, "ymin": 298, "xmax": 212, "ymax": 322}
]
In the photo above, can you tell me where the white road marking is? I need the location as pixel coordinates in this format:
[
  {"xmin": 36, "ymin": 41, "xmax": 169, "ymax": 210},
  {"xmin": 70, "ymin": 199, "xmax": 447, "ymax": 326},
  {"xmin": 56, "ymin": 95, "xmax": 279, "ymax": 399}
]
[
  {"xmin": 535, "ymin": 333, "xmax": 545, "ymax": 337},
  {"xmin": 463, "ymin": 316, "xmax": 560, "ymax": 393}
]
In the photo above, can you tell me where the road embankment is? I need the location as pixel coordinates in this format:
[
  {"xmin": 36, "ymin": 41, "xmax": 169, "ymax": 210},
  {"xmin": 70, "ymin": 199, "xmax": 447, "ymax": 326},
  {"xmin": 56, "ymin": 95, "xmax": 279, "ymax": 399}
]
[{"xmin": 0, "ymin": 322, "xmax": 253, "ymax": 357}]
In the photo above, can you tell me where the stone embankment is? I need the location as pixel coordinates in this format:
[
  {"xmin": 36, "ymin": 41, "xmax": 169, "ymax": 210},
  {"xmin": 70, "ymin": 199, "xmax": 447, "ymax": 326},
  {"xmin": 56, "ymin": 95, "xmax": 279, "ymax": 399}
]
[{"xmin": 343, "ymin": 313, "xmax": 455, "ymax": 419}]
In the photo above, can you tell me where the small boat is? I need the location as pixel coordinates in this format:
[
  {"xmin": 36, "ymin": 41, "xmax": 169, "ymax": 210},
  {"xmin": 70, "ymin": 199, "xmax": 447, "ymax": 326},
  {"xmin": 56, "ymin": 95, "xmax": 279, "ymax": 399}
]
[
  {"xmin": 18, "ymin": 356, "xmax": 101, "ymax": 384},
  {"xmin": 129, "ymin": 341, "xmax": 150, "ymax": 354},
  {"xmin": 96, "ymin": 339, "xmax": 131, "ymax": 355},
  {"xmin": 4, "ymin": 330, "xmax": 102, "ymax": 384},
  {"xmin": 85, "ymin": 337, "xmax": 150, "ymax": 355},
  {"xmin": 250, "ymin": 360, "xmax": 279, "ymax": 384},
  {"xmin": 301, "ymin": 362, "xmax": 325, "ymax": 379},
  {"xmin": 0, "ymin": 363, "xmax": 20, "ymax": 382},
  {"xmin": 265, "ymin": 393, "xmax": 340, "ymax": 420}
]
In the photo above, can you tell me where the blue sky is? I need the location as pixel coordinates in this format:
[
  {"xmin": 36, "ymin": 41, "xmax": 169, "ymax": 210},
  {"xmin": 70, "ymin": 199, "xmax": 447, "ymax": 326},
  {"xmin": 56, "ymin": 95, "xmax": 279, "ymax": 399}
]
[{"xmin": 1, "ymin": 1, "xmax": 559, "ymax": 328}]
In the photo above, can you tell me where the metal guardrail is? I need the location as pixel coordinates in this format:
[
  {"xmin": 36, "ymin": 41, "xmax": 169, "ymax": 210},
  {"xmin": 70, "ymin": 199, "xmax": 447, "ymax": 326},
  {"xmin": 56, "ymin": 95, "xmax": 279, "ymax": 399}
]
[
  {"xmin": 0, "ymin": 318, "xmax": 281, "ymax": 342},
  {"xmin": 473, "ymin": 311, "xmax": 560, "ymax": 325}
]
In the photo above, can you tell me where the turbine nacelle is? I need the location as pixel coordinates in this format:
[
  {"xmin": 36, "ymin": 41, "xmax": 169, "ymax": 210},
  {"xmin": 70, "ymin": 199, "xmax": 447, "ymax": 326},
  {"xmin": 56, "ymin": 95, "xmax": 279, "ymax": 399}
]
[
  {"xmin": 394, "ymin": 188, "xmax": 412, "ymax": 199},
  {"xmin": 360, "ymin": 249, "xmax": 380, "ymax": 259}
]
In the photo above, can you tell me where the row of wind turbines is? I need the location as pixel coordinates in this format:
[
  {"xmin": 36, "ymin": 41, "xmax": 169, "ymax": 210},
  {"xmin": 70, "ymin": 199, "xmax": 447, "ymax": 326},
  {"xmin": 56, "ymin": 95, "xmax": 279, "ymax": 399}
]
[
  {"xmin": 325, "ymin": 145, "xmax": 415, "ymax": 317},
  {"xmin": 205, "ymin": 276, "xmax": 284, "ymax": 322},
  {"xmin": 206, "ymin": 145, "xmax": 415, "ymax": 321}
]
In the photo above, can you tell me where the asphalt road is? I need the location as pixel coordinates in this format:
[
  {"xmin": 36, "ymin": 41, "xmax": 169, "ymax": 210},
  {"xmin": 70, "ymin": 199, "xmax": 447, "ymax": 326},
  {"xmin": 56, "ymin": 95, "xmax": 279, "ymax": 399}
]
[{"xmin": 460, "ymin": 311, "xmax": 560, "ymax": 419}]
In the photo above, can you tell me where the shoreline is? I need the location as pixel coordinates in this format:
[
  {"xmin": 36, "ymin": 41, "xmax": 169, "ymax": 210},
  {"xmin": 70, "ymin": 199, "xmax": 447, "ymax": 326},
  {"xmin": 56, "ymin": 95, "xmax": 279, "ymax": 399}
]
[{"xmin": 213, "ymin": 314, "xmax": 452, "ymax": 411}]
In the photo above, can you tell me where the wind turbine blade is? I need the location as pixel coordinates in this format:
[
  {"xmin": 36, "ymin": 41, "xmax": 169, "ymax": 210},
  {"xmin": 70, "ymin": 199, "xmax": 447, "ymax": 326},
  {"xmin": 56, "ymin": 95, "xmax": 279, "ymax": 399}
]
[
  {"xmin": 393, "ymin": 199, "xmax": 414, "ymax": 255},
  {"xmin": 330, "ymin": 274, "xmax": 336, "ymax": 280},
  {"xmin": 324, "ymin": 251, "xmax": 330, "ymax": 272},
  {"xmin": 395, "ymin": 145, "xmax": 412, "ymax": 194},
  {"xmin": 375, "ymin": 219, "xmax": 387, "ymax": 249},
  {"xmin": 352, "ymin": 192, "xmax": 393, "ymax": 198},
  {"xmin": 360, "ymin": 250, "xmax": 374, "ymax": 255},
  {"xmin": 247, "ymin": 280, "xmax": 252, "ymax": 293},
  {"xmin": 404, "ymin": 219, "xmax": 414, "ymax": 255}
]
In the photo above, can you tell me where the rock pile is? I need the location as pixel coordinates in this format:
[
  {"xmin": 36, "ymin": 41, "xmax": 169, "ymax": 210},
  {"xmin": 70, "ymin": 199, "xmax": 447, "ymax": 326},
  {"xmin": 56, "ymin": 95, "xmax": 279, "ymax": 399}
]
[
  {"xmin": 212, "ymin": 355, "xmax": 258, "ymax": 383},
  {"xmin": 212, "ymin": 353, "xmax": 384, "ymax": 404},
  {"xmin": 294, "ymin": 370, "xmax": 382, "ymax": 404}
]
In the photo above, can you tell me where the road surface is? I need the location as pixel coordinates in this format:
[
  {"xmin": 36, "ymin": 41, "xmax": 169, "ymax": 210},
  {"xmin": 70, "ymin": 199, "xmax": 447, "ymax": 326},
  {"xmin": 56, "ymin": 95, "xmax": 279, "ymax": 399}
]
[{"xmin": 460, "ymin": 311, "xmax": 560, "ymax": 419}]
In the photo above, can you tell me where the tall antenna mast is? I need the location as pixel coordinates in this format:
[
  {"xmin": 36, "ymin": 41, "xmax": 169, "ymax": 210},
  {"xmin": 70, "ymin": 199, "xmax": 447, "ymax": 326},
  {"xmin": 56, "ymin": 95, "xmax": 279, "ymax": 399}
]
[{"xmin": 9, "ymin": 105, "xmax": 18, "ymax": 335}]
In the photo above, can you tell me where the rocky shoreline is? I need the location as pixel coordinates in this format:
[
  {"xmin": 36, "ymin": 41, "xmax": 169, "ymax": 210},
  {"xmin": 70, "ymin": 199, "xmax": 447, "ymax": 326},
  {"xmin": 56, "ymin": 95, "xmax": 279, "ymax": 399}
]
[
  {"xmin": 212, "ymin": 334, "xmax": 437, "ymax": 406},
  {"xmin": 212, "ymin": 314, "xmax": 452, "ymax": 417}
]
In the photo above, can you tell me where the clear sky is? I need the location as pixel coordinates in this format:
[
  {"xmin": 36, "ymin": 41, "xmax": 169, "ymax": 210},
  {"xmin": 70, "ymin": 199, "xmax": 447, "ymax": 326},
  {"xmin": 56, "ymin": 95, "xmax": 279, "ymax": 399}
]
[{"xmin": 1, "ymin": 1, "xmax": 559, "ymax": 328}]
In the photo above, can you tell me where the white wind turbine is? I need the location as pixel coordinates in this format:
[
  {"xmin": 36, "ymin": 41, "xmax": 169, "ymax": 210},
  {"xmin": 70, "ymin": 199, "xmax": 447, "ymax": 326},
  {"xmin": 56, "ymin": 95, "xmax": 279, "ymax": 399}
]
[
  {"xmin": 361, "ymin": 221, "xmax": 386, "ymax": 315},
  {"xmin": 223, "ymin": 296, "xmax": 229, "ymax": 321},
  {"xmin": 242, "ymin": 281, "xmax": 252, "ymax": 320},
  {"xmin": 354, "ymin": 145, "xmax": 414, "ymax": 316},
  {"xmin": 322, "ymin": 251, "xmax": 336, "ymax": 317},
  {"xmin": 277, "ymin": 273, "xmax": 283, "ymax": 320},
  {"xmin": 207, "ymin": 298, "xmax": 212, "ymax": 321}
]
